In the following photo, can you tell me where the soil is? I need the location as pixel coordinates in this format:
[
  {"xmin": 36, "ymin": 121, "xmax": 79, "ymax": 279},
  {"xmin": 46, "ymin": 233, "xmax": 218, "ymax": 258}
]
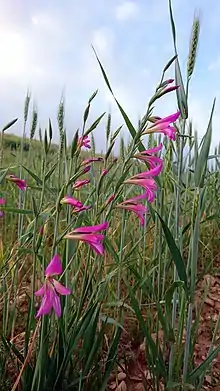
[{"xmin": 2, "ymin": 257, "xmax": 220, "ymax": 391}]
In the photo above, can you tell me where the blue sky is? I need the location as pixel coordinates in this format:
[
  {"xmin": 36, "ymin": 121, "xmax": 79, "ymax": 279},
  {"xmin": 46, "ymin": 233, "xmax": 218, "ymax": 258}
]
[{"xmin": 0, "ymin": 0, "xmax": 220, "ymax": 151}]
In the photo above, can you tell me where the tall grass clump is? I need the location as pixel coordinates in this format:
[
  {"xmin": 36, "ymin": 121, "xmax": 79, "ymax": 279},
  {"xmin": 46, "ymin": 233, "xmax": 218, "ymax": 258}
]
[{"xmin": 0, "ymin": 2, "xmax": 220, "ymax": 391}]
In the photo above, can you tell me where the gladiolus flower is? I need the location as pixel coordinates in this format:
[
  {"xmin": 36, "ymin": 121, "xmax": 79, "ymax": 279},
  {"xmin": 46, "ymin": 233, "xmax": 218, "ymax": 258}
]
[
  {"xmin": 72, "ymin": 205, "xmax": 91, "ymax": 213},
  {"xmin": 163, "ymin": 85, "xmax": 179, "ymax": 93},
  {"xmin": 134, "ymin": 144, "xmax": 163, "ymax": 175},
  {"xmin": 35, "ymin": 254, "xmax": 71, "ymax": 318},
  {"xmin": 60, "ymin": 196, "xmax": 90, "ymax": 214},
  {"xmin": 72, "ymin": 179, "xmax": 90, "ymax": 190},
  {"xmin": 82, "ymin": 165, "xmax": 91, "ymax": 174},
  {"xmin": 81, "ymin": 157, "xmax": 103, "ymax": 165},
  {"xmin": 64, "ymin": 221, "xmax": 108, "ymax": 255},
  {"xmin": 101, "ymin": 169, "xmax": 108, "ymax": 177},
  {"xmin": 78, "ymin": 135, "xmax": 91, "ymax": 149},
  {"xmin": 7, "ymin": 175, "xmax": 27, "ymax": 190},
  {"xmin": 105, "ymin": 194, "xmax": 115, "ymax": 206},
  {"xmin": 60, "ymin": 196, "xmax": 83, "ymax": 208},
  {"xmin": 117, "ymin": 194, "xmax": 148, "ymax": 226},
  {"xmin": 124, "ymin": 178, "xmax": 157, "ymax": 203},
  {"xmin": 143, "ymin": 111, "xmax": 181, "ymax": 141}
]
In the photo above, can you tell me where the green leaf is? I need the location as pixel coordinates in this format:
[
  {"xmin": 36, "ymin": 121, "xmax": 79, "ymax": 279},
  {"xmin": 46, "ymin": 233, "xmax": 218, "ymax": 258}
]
[
  {"xmin": 92, "ymin": 47, "xmax": 146, "ymax": 152},
  {"xmin": 84, "ymin": 112, "xmax": 106, "ymax": 136},
  {"xmin": 2, "ymin": 118, "xmax": 18, "ymax": 132},
  {"xmin": 100, "ymin": 315, "xmax": 125, "ymax": 331},
  {"xmin": 163, "ymin": 54, "xmax": 178, "ymax": 73},
  {"xmin": 175, "ymin": 58, "xmax": 188, "ymax": 119},
  {"xmin": 2, "ymin": 206, "xmax": 33, "ymax": 215},
  {"xmin": 194, "ymin": 99, "xmax": 216, "ymax": 187},
  {"xmin": 45, "ymin": 161, "xmax": 58, "ymax": 181},
  {"xmin": 22, "ymin": 165, "xmax": 43, "ymax": 185},
  {"xmin": 156, "ymin": 212, "xmax": 188, "ymax": 295},
  {"xmin": 0, "ymin": 168, "xmax": 9, "ymax": 184},
  {"xmin": 128, "ymin": 284, "xmax": 167, "ymax": 380},
  {"xmin": 188, "ymin": 344, "xmax": 220, "ymax": 381},
  {"xmin": 169, "ymin": 0, "xmax": 177, "ymax": 52}
]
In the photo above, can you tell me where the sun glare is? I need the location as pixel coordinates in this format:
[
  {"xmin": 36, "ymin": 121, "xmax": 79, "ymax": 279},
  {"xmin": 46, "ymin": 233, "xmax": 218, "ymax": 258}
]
[{"xmin": 0, "ymin": 31, "xmax": 26, "ymax": 76}]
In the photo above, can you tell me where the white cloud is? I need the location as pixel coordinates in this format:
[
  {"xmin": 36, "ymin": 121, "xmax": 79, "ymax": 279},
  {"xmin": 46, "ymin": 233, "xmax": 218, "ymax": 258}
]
[
  {"xmin": 92, "ymin": 28, "xmax": 114, "ymax": 54},
  {"xmin": 208, "ymin": 56, "xmax": 220, "ymax": 71},
  {"xmin": 115, "ymin": 1, "xmax": 139, "ymax": 21},
  {"xmin": 0, "ymin": 31, "xmax": 27, "ymax": 77}
]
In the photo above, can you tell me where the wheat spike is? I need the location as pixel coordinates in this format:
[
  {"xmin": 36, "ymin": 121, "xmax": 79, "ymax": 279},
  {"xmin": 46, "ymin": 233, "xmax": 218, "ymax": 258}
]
[
  {"xmin": 24, "ymin": 91, "xmax": 31, "ymax": 125},
  {"xmin": 91, "ymin": 133, "xmax": 96, "ymax": 157},
  {"xmin": 57, "ymin": 99, "xmax": 65, "ymax": 135},
  {"xmin": 187, "ymin": 14, "xmax": 200, "ymax": 79},
  {"xmin": 30, "ymin": 107, "xmax": 38, "ymax": 140}
]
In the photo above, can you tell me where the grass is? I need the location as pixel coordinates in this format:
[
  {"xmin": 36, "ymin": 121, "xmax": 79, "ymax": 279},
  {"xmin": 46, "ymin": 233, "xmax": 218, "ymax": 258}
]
[{"xmin": 0, "ymin": 3, "xmax": 220, "ymax": 391}]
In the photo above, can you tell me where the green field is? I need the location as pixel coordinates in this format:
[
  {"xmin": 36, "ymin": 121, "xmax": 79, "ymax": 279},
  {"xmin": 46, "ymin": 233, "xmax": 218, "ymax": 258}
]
[{"xmin": 0, "ymin": 6, "xmax": 220, "ymax": 391}]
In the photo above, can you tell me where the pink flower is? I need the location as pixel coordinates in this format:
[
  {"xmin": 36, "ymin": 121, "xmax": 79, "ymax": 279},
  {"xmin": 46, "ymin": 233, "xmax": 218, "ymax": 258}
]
[
  {"xmin": 35, "ymin": 254, "xmax": 71, "ymax": 318},
  {"xmin": 101, "ymin": 169, "xmax": 108, "ymax": 177},
  {"xmin": 81, "ymin": 157, "xmax": 103, "ymax": 165},
  {"xmin": 78, "ymin": 135, "xmax": 91, "ymax": 149},
  {"xmin": 134, "ymin": 144, "xmax": 163, "ymax": 175},
  {"xmin": 124, "ymin": 178, "xmax": 157, "ymax": 203},
  {"xmin": 82, "ymin": 165, "xmax": 91, "ymax": 174},
  {"xmin": 72, "ymin": 205, "xmax": 91, "ymax": 214},
  {"xmin": 105, "ymin": 194, "xmax": 115, "ymax": 206},
  {"xmin": 60, "ymin": 195, "xmax": 91, "ymax": 214},
  {"xmin": 117, "ymin": 194, "xmax": 148, "ymax": 226},
  {"xmin": 143, "ymin": 111, "xmax": 181, "ymax": 141},
  {"xmin": 64, "ymin": 221, "xmax": 108, "ymax": 256},
  {"xmin": 7, "ymin": 175, "xmax": 27, "ymax": 190},
  {"xmin": 163, "ymin": 85, "xmax": 179, "ymax": 93},
  {"xmin": 72, "ymin": 179, "xmax": 90, "ymax": 190},
  {"xmin": 60, "ymin": 196, "xmax": 83, "ymax": 208}
]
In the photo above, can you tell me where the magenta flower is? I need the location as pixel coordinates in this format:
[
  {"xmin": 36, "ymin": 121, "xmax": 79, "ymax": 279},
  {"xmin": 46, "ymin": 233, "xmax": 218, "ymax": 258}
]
[
  {"xmin": 143, "ymin": 111, "xmax": 181, "ymax": 141},
  {"xmin": 81, "ymin": 157, "xmax": 103, "ymax": 165},
  {"xmin": 60, "ymin": 196, "xmax": 83, "ymax": 208},
  {"xmin": 124, "ymin": 178, "xmax": 157, "ymax": 203},
  {"xmin": 72, "ymin": 205, "xmax": 91, "ymax": 213},
  {"xmin": 73, "ymin": 179, "xmax": 90, "ymax": 190},
  {"xmin": 134, "ymin": 144, "xmax": 163, "ymax": 175},
  {"xmin": 60, "ymin": 196, "xmax": 91, "ymax": 214},
  {"xmin": 105, "ymin": 194, "xmax": 115, "ymax": 206},
  {"xmin": 117, "ymin": 194, "xmax": 148, "ymax": 226},
  {"xmin": 101, "ymin": 169, "xmax": 108, "ymax": 177},
  {"xmin": 64, "ymin": 221, "xmax": 108, "ymax": 255},
  {"xmin": 35, "ymin": 254, "xmax": 71, "ymax": 318},
  {"xmin": 7, "ymin": 175, "xmax": 27, "ymax": 190},
  {"xmin": 163, "ymin": 85, "xmax": 179, "ymax": 94},
  {"xmin": 82, "ymin": 165, "xmax": 91, "ymax": 174},
  {"xmin": 78, "ymin": 135, "xmax": 91, "ymax": 149}
]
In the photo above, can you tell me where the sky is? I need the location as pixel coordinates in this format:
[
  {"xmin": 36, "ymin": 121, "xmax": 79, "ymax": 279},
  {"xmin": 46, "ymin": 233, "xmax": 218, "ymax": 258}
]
[{"xmin": 0, "ymin": 0, "xmax": 220, "ymax": 151}]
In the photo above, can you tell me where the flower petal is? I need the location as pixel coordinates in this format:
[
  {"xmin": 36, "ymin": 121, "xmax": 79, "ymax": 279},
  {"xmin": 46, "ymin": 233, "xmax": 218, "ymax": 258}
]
[
  {"xmin": 60, "ymin": 196, "xmax": 83, "ymax": 208},
  {"xmin": 45, "ymin": 254, "xmax": 62, "ymax": 277},
  {"xmin": 36, "ymin": 288, "xmax": 53, "ymax": 317},
  {"xmin": 154, "ymin": 111, "xmax": 181, "ymax": 125},
  {"xmin": 52, "ymin": 292, "xmax": 61, "ymax": 317},
  {"xmin": 0, "ymin": 198, "xmax": 5, "ymax": 205},
  {"xmin": 72, "ymin": 222, "xmax": 108, "ymax": 234},
  {"xmin": 53, "ymin": 280, "xmax": 71, "ymax": 295},
  {"xmin": 89, "ymin": 241, "xmax": 104, "ymax": 255},
  {"xmin": 35, "ymin": 285, "xmax": 45, "ymax": 296}
]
